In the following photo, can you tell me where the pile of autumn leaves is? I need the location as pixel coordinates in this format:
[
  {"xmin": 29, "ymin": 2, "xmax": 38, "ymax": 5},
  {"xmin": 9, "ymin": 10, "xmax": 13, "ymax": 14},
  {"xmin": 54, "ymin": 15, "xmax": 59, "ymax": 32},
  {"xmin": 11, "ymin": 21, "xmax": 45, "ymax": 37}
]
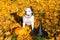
[{"xmin": 0, "ymin": 0, "xmax": 60, "ymax": 40}]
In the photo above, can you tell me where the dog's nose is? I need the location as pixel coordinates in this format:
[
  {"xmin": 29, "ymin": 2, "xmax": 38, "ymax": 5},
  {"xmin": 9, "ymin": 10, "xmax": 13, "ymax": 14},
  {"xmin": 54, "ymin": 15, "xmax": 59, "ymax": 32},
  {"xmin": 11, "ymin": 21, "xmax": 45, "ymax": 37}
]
[{"xmin": 27, "ymin": 15, "xmax": 30, "ymax": 16}]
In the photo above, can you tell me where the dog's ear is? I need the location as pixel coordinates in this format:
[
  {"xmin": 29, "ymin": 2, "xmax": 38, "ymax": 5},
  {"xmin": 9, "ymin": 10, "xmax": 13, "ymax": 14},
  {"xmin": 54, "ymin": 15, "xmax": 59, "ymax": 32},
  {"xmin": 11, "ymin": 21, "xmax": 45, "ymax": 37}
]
[
  {"xmin": 30, "ymin": 6, "xmax": 33, "ymax": 11},
  {"xmin": 24, "ymin": 8, "xmax": 26, "ymax": 15},
  {"xmin": 30, "ymin": 6, "xmax": 32, "ymax": 9},
  {"xmin": 30, "ymin": 6, "xmax": 34, "ymax": 15}
]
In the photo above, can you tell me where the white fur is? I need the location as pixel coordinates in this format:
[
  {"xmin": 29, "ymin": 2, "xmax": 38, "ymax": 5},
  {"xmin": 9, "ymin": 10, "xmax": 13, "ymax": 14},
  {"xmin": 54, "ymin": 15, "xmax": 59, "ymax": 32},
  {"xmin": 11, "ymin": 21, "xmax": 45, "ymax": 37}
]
[{"xmin": 23, "ymin": 8, "xmax": 34, "ymax": 30}]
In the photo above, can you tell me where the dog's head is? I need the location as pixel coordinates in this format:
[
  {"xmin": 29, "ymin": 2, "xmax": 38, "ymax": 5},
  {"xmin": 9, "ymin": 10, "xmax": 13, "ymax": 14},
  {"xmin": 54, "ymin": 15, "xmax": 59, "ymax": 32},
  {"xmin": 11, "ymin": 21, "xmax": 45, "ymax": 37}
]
[{"xmin": 24, "ymin": 7, "xmax": 33, "ymax": 16}]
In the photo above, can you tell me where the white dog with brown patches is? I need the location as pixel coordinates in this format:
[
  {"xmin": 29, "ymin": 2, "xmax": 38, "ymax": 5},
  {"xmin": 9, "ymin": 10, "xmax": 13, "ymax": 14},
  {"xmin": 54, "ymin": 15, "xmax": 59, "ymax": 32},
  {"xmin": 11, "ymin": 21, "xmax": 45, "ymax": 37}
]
[{"xmin": 23, "ymin": 7, "xmax": 34, "ymax": 30}]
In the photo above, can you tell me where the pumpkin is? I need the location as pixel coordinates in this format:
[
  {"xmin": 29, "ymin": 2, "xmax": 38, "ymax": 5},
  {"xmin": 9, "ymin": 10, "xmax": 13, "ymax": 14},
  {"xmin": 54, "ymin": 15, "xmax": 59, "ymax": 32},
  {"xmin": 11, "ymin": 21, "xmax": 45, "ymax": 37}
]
[{"xmin": 14, "ymin": 27, "xmax": 31, "ymax": 35}]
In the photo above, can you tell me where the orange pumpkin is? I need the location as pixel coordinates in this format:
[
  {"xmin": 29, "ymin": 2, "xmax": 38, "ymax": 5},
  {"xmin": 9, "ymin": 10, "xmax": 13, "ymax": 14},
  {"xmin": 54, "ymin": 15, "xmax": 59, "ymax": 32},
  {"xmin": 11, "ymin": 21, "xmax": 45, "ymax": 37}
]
[{"xmin": 14, "ymin": 27, "xmax": 31, "ymax": 35}]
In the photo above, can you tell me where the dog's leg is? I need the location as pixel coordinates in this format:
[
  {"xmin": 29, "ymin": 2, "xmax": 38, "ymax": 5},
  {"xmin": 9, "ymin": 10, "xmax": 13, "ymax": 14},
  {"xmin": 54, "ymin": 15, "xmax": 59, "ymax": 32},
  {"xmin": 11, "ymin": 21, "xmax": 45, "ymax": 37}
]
[
  {"xmin": 23, "ymin": 22, "xmax": 25, "ymax": 28},
  {"xmin": 23, "ymin": 17, "xmax": 25, "ymax": 28},
  {"xmin": 31, "ymin": 22, "xmax": 34, "ymax": 30},
  {"xmin": 32, "ymin": 23, "xmax": 34, "ymax": 30},
  {"xmin": 31, "ymin": 16, "xmax": 34, "ymax": 30}
]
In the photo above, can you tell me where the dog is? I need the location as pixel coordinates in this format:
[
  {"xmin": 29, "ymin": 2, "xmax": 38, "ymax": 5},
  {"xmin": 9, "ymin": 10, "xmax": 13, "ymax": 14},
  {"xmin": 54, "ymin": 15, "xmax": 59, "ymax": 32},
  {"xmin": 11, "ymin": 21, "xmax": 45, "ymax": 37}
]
[{"xmin": 23, "ymin": 7, "xmax": 34, "ymax": 30}]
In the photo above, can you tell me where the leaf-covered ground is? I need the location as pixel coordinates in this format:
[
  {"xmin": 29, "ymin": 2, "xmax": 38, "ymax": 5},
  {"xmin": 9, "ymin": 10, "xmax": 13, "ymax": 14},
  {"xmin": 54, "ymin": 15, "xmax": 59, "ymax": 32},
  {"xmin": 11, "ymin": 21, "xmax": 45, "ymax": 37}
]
[{"xmin": 0, "ymin": 0, "xmax": 60, "ymax": 40}]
